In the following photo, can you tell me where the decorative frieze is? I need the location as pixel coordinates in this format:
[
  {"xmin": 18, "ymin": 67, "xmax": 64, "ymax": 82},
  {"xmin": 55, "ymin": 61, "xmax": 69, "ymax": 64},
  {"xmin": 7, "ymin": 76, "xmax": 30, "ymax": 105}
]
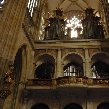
[
  {"xmin": 88, "ymin": 48, "xmax": 100, "ymax": 57},
  {"xmin": 61, "ymin": 49, "xmax": 76, "ymax": 57},
  {"xmin": 26, "ymin": 77, "xmax": 109, "ymax": 88},
  {"xmin": 75, "ymin": 48, "xmax": 85, "ymax": 57},
  {"xmin": 61, "ymin": 48, "xmax": 84, "ymax": 58},
  {"xmin": 35, "ymin": 49, "xmax": 57, "ymax": 59}
]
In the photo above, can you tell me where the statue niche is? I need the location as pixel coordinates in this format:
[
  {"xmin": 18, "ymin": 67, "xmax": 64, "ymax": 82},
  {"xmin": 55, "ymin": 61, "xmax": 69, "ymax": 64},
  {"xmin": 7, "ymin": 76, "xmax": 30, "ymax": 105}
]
[
  {"xmin": 82, "ymin": 8, "xmax": 104, "ymax": 39},
  {"xmin": 44, "ymin": 8, "xmax": 66, "ymax": 40}
]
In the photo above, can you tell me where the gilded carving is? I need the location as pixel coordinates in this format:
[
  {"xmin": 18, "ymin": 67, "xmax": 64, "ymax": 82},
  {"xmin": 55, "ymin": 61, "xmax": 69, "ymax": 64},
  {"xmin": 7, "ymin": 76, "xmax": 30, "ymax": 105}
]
[
  {"xmin": 88, "ymin": 48, "xmax": 99, "ymax": 57},
  {"xmin": 35, "ymin": 49, "xmax": 46, "ymax": 56},
  {"xmin": 61, "ymin": 49, "xmax": 76, "ymax": 57},
  {"xmin": 26, "ymin": 77, "xmax": 109, "ymax": 88},
  {"xmin": 61, "ymin": 48, "xmax": 84, "ymax": 58},
  {"xmin": 35, "ymin": 49, "xmax": 57, "ymax": 59},
  {"xmin": 75, "ymin": 49, "xmax": 85, "ymax": 57}
]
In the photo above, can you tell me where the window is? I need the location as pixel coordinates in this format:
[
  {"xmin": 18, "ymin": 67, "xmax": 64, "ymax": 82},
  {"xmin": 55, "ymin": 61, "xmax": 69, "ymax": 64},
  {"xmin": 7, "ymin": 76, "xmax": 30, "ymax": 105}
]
[
  {"xmin": 65, "ymin": 16, "xmax": 83, "ymax": 38},
  {"xmin": 27, "ymin": 0, "xmax": 38, "ymax": 17},
  {"xmin": 0, "ymin": 0, "xmax": 5, "ymax": 8}
]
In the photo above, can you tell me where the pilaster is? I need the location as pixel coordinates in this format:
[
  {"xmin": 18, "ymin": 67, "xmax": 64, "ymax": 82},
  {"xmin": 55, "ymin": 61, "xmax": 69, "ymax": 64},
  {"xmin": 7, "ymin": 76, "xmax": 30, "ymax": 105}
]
[
  {"xmin": 56, "ymin": 49, "xmax": 63, "ymax": 78},
  {"xmin": 84, "ymin": 48, "xmax": 92, "ymax": 77}
]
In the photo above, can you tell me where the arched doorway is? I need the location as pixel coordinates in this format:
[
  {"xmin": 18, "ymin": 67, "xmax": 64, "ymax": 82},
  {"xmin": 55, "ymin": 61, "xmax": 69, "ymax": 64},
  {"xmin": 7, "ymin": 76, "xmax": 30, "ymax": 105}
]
[
  {"xmin": 64, "ymin": 103, "xmax": 83, "ymax": 109},
  {"xmin": 97, "ymin": 102, "xmax": 109, "ymax": 109},
  {"xmin": 31, "ymin": 103, "xmax": 49, "ymax": 109}
]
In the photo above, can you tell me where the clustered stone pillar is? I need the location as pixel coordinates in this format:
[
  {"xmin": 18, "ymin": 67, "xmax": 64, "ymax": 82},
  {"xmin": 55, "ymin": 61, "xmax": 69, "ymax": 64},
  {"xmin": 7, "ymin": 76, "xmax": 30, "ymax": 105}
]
[
  {"xmin": 0, "ymin": 0, "xmax": 28, "ymax": 109},
  {"xmin": 0, "ymin": 0, "xmax": 27, "ymax": 80}
]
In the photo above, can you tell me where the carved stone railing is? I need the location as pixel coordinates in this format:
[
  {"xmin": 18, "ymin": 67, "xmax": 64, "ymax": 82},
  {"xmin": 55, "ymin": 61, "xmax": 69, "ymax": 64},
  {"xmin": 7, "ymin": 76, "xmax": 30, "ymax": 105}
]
[
  {"xmin": 26, "ymin": 77, "xmax": 109, "ymax": 89},
  {"xmin": 56, "ymin": 76, "xmax": 87, "ymax": 86},
  {"xmin": 88, "ymin": 78, "xmax": 109, "ymax": 86},
  {"xmin": 26, "ymin": 79, "xmax": 53, "ymax": 86}
]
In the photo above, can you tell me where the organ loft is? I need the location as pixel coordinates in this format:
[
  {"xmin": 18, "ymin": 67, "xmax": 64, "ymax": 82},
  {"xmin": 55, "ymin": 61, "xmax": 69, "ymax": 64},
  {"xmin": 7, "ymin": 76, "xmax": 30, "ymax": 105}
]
[{"xmin": 0, "ymin": 0, "xmax": 109, "ymax": 109}]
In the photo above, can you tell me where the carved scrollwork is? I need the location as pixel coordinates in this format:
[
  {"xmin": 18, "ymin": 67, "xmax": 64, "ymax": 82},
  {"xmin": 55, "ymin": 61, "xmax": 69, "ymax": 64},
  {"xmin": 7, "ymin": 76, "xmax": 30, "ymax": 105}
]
[
  {"xmin": 61, "ymin": 49, "xmax": 76, "ymax": 57},
  {"xmin": 26, "ymin": 77, "xmax": 109, "ymax": 88},
  {"xmin": 89, "ymin": 48, "xmax": 99, "ymax": 57},
  {"xmin": 35, "ymin": 49, "xmax": 57, "ymax": 59},
  {"xmin": 75, "ymin": 49, "xmax": 85, "ymax": 57}
]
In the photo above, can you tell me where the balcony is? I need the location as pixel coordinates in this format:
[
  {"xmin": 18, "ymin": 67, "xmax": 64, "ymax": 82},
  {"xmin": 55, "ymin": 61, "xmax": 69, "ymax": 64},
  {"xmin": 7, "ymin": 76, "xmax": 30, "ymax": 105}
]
[
  {"xmin": 56, "ymin": 76, "xmax": 87, "ymax": 87},
  {"xmin": 88, "ymin": 78, "xmax": 109, "ymax": 88},
  {"xmin": 26, "ymin": 77, "xmax": 109, "ymax": 90}
]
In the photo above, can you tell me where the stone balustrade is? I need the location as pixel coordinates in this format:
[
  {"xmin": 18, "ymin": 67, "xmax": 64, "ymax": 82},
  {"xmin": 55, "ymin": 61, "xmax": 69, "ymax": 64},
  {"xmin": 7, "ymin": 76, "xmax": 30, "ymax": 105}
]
[{"xmin": 26, "ymin": 76, "xmax": 109, "ymax": 89}]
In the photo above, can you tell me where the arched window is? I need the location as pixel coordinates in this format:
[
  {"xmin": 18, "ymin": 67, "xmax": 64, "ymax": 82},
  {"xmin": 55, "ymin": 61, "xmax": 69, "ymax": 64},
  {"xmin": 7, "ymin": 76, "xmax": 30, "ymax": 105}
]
[
  {"xmin": 31, "ymin": 103, "xmax": 49, "ymax": 109},
  {"xmin": 64, "ymin": 103, "xmax": 83, "ymax": 109},
  {"xmin": 65, "ymin": 16, "xmax": 83, "ymax": 38},
  {"xmin": 12, "ymin": 45, "xmax": 27, "ymax": 109},
  {"xmin": 97, "ymin": 102, "xmax": 109, "ymax": 109},
  {"xmin": 27, "ymin": 0, "xmax": 38, "ymax": 17}
]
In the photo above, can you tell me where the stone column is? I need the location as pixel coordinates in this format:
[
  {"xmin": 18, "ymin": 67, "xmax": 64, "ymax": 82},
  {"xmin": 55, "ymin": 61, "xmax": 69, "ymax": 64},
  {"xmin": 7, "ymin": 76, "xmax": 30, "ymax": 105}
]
[
  {"xmin": 56, "ymin": 49, "xmax": 63, "ymax": 78},
  {"xmin": 84, "ymin": 49, "xmax": 91, "ymax": 77},
  {"xmin": 83, "ymin": 62, "xmax": 86, "ymax": 76}
]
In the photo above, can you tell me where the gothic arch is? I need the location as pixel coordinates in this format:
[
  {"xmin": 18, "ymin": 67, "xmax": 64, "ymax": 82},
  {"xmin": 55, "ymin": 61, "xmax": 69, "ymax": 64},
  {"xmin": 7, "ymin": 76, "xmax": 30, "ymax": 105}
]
[
  {"xmin": 10, "ymin": 45, "xmax": 27, "ymax": 109},
  {"xmin": 14, "ymin": 45, "xmax": 27, "ymax": 80},
  {"xmin": 31, "ymin": 103, "xmax": 49, "ymax": 109},
  {"xmin": 13, "ymin": 43, "xmax": 28, "ymax": 61},
  {"xmin": 64, "ymin": 103, "xmax": 83, "ymax": 109}
]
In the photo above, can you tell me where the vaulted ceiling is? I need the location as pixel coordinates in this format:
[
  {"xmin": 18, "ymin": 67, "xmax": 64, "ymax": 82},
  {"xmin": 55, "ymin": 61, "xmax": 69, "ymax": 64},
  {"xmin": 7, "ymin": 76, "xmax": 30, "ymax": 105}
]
[{"xmin": 47, "ymin": 0, "xmax": 100, "ymax": 18}]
